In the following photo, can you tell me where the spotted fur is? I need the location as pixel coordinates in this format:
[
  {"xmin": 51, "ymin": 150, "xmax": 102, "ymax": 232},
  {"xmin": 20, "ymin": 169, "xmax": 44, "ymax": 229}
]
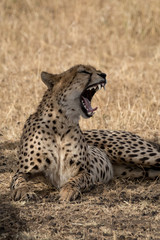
[{"xmin": 10, "ymin": 65, "xmax": 160, "ymax": 201}]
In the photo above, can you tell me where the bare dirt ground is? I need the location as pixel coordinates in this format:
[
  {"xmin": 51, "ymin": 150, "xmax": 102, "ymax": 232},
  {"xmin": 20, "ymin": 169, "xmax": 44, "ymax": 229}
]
[{"xmin": 0, "ymin": 0, "xmax": 160, "ymax": 239}]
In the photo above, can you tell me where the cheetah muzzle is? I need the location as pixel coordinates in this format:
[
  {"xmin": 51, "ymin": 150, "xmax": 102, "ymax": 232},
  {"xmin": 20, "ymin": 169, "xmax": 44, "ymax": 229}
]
[
  {"xmin": 10, "ymin": 64, "xmax": 160, "ymax": 202},
  {"xmin": 80, "ymin": 72, "xmax": 106, "ymax": 117}
]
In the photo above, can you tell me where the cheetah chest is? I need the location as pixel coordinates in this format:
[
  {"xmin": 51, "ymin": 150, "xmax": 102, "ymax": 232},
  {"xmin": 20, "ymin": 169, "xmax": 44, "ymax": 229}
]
[{"xmin": 44, "ymin": 136, "xmax": 81, "ymax": 188}]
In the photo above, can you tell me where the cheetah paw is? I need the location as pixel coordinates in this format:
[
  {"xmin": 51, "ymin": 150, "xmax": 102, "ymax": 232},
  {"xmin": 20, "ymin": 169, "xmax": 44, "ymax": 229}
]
[
  {"xmin": 11, "ymin": 188, "xmax": 38, "ymax": 201},
  {"xmin": 59, "ymin": 185, "xmax": 80, "ymax": 201}
]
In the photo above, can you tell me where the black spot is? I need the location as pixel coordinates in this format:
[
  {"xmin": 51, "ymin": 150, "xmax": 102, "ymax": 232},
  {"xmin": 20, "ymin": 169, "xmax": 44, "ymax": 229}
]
[
  {"xmin": 24, "ymin": 166, "xmax": 28, "ymax": 169},
  {"xmin": 66, "ymin": 149, "xmax": 71, "ymax": 153},
  {"xmin": 141, "ymin": 152, "xmax": 146, "ymax": 155},
  {"xmin": 46, "ymin": 158, "xmax": 51, "ymax": 164},
  {"xmin": 156, "ymin": 158, "xmax": 160, "ymax": 162},
  {"xmin": 132, "ymin": 149, "xmax": 139, "ymax": 153},
  {"xmin": 100, "ymin": 159, "xmax": 103, "ymax": 165},
  {"xmin": 79, "ymin": 166, "xmax": 84, "ymax": 172},
  {"xmin": 33, "ymin": 165, "xmax": 39, "ymax": 170},
  {"xmin": 100, "ymin": 144, "xmax": 105, "ymax": 149},
  {"xmin": 76, "ymin": 161, "xmax": 81, "ymax": 166},
  {"xmin": 121, "ymin": 134, "xmax": 127, "ymax": 137},
  {"xmin": 66, "ymin": 143, "xmax": 71, "ymax": 146},
  {"xmin": 58, "ymin": 109, "xmax": 62, "ymax": 114},
  {"xmin": 53, "ymin": 120, "xmax": 56, "ymax": 124},
  {"xmin": 30, "ymin": 145, "xmax": 34, "ymax": 148},
  {"xmin": 66, "ymin": 129, "xmax": 71, "ymax": 135},
  {"xmin": 122, "ymin": 171, "xmax": 126, "ymax": 176},
  {"xmin": 52, "ymin": 126, "xmax": 57, "ymax": 132},
  {"xmin": 93, "ymin": 134, "xmax": 98, "ymax": 138},
  {"xmin": 147, "ymin": 143, "xmax": 152, "ymax": 147},
  {"xmin": 107, "ymin": 145, "xmax": 113, "ymax": 148},
  {"xmin": 118, "ymin": 151, "xmax": 122, "ymax": 155},
  {"xmin": 108, "ymin": 138, "xmax": 114, "ymax": 141},
  {"xmin": 131, "ymin": 138, "xmax": 137, "ymax": 141},
  {"xmin": 31, "ymin": 150, "xmax": 34, "ymax": 154},
  {"xmin": 93, "ymin": 143, "xmax": 98, "ymax": 147},
  {"xmin": 108, "ymin": 149, "xmax": 112, "ymax": 154},
  {"xmin": 140, "ymin": 146, "xmax": 145, "ymax": 149},
  {"xmin": 37, "ymin": 158, "xmax": 42, "ymax": 163},
  {"xmin": 70, "ymin": 159, "xmax": 74, "ymax": 165},
  {"xmin": 138, "ymin": 141, "xmax": 144, "ymax": 145},
  {"xmin": 119, "ymin": 146, "xmax": 124, "ymax": 149},
  {"xmin": 45, "ymin": 125, "xmax": 49, "ymax": 129},
  {"xmin": 155, "ymin": 163, "xmax": 160, "ymax": 167},
  {"xmin": 140, "ymin": 157, "xmax": 149, "ymax": 161},
  {"xmin": 36, "ymin": 153, "xmax": 40, "ymax": 157},
  {"xmin": 48, "ymin": 113, "xmax": 52, "ymax": 117},
  {"xmin": 149, "ymin": 153, "xmax": 157, "ymax": 156},
  {"xmin": 25, "ymin": 159, "xmax": 28, "ymax": 162},
  {"xmin": 24, "ymin": 152, "xmax": 27, "ymax": 156}
]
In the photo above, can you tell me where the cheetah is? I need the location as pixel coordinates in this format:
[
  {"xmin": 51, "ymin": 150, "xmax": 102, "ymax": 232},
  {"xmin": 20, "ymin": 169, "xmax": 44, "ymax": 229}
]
[{"xmin": 10, "ymin": 65, "xmax": 160, "ymax": 201}]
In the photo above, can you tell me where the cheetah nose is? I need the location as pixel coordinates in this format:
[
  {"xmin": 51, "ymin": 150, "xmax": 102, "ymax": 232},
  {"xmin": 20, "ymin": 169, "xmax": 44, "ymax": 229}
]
[{"xmin": 99, "ymin": 73, "xmax": 106, "ymax": 79}]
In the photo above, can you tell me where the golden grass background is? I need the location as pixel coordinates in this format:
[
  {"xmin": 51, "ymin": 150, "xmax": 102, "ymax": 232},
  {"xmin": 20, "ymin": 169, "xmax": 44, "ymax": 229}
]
[
  {"xmin": 0, "ymin": 0, "xmax": 160, "ymax": 143},
  {"xmin": 0, "ymin": 1, "xmax": 160, "ymax": 239}
]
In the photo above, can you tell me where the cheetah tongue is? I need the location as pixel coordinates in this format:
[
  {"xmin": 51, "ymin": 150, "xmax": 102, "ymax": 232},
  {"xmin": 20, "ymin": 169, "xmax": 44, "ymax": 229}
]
[{"xmin": 81, "ymin": 96, "xmax": 98, "ymax": 115}]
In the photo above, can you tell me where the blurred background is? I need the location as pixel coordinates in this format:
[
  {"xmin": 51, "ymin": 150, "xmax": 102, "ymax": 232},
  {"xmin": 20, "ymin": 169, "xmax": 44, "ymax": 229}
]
[{"xmin": 0, "ymin": 0, "xmax": 160, "ymax": 142}]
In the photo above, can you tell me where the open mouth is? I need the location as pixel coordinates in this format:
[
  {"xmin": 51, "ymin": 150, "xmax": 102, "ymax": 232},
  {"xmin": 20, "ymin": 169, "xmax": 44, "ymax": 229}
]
[{"xmin": 80, "ymin": 81, "xmax": 106, "ymax": 117}]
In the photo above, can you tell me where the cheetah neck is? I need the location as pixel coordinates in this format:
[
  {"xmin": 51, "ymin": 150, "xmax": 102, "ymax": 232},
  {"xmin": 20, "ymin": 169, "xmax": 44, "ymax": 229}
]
[{"xmin": 37, "ymin": 90, "xmax": 81, "ymax": 126}]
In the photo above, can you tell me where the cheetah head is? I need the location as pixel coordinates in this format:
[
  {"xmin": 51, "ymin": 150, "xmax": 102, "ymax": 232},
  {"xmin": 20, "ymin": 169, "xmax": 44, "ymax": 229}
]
[{"xmin": 41, "ymin": 65, "xmax": 106, "ymax": 122}]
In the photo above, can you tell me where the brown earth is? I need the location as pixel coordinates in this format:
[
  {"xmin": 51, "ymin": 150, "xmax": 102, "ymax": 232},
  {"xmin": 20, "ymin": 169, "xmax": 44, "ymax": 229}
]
[{"xmin": 0, "ymin": 0, "xmax": 160, "ymax": 239}]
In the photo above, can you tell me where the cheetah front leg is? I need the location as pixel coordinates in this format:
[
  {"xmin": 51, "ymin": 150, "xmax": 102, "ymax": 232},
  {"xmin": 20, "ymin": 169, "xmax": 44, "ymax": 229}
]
[
  {"xmin": 60, "ymin": 147, "xmax": 113, "ymax": 201},
  {"xmin": 10, "ymin": 172, "xmax": 37, "ymax": 201},
  {"xmin": 60, "ymin": 171, "xmax": 94, "ymax": 201}
]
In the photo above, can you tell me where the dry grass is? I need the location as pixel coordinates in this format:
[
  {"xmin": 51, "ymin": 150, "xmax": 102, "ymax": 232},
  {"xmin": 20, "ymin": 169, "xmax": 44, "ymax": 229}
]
[{"xmin": 0, "ymin": 0, "xmax": 160, "ymax": 239}]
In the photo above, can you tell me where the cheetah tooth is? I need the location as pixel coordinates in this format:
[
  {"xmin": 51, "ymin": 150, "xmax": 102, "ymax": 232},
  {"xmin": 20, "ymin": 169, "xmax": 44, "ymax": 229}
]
[
  {"xmin": 98, "ymin": 84, "xmax": 102, "ymax": 90},
  {"xmin": 102, "ymin": 83, "xmax": 106, "ymax": 90},
  {"xmin": 88, "ymin": 86, "xmax": 93, "ymax": 90},
  {"xmin": 88, "ymin": 112, "xmax": 92, "ymax": 116}
]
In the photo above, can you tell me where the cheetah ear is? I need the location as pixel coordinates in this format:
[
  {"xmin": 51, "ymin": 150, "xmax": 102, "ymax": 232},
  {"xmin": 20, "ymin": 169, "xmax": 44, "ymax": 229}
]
[{"xmin": 41, "ymin": 71, "xmax": 57, "ymax": 89}]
